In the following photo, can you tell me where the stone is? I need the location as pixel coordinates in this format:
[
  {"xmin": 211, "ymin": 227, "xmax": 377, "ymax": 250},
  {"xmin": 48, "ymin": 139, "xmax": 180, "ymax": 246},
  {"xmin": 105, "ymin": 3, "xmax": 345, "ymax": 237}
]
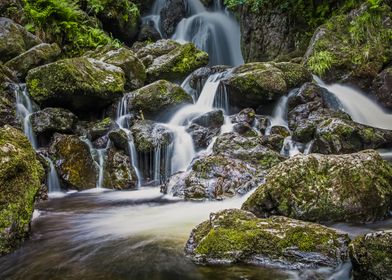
[
  {"xmin": 371, "ymin": 67, "xmax": 392, "ymax": 110},
  {"xmin": 30, "ymin": 107, "xmax": 77, "ymax": 137},
  {"xmin": 160, "ymin": 0, "xmax": 186, "ymax": 38},
  {"xmin": 131, "ymin": 120, "xmax": 173, "ymax": 153},
  {"xmin": 192, "ymin": 110, "xmax": 224, "ymax": 129}
]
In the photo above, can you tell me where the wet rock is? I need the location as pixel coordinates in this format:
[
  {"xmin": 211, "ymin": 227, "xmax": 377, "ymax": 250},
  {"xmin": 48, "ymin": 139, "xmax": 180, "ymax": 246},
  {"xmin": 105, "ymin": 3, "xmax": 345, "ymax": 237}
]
[
  {"xmin": 0, "ymin": 126, "xmax": 45, "ymax": 256},
  {"xmin": 231, "ymin": 108, "xmax": 256, "ymax": 125},
  {"xmin": 129, "ymin": 80, "xmax": 192, "ymax": 119},
  {"xmin": 242, "ymin": 150, "xmax": 392, "ymax": 223},
  {"xmin": 269, "ymin": 126, "xmax": 290, "ymax": 138},
  {"xmin": 192, "ymin": 110, "xmax": 224, "ymax": 129},
  {"xmin": 160, "ymin": 0, "xmax": 186, "ymax": 38},
  {"xmin": 30, "ymin": 107, "xmax": 77, "ymax": 137},
  {"xmin": 0, "ymin": 64, "xmax": 18, "ymax": 127},
  {"xmin": 260, "ymin": 134, "xmax": 285, "ymax": 153},
  {"xmin": 103, "ymin": 147, "xmax": 137, "ymax": 190},
  {"xmin": 189, "ymin": 66, "xmax": 230, "ymax": 91},
  {"xmin": 303, "ymin": 3, "xmax": 392, "ymax": 88},
  {"xmin": 255, "ymin": 115, "xmax": 271, "ymax": 135},
  {"xmin": 86, "ymin": 47, "xmax": 146, "ymax": 91},
  {"xmin": 26, "ymin": 57, "xmax": 125, "ymax": 112},
  {"xmin": 221, "ymin": 62, "xmax": 311, "ymax": 109},
  {"xmin": 186, "ymin": 123, "xmax": 220, "ymax": 150},
  {"xmin": 232, "ymin": 122, "xmax": 256, "ymax": 136},
  {"xmin": 109, "ymin": 129, "xmax": 129, "ymax": 152},
  {"xmin": 49, "ymin": 134, "xmax": 97, "ymax": 190},
  {"xmin": 86, "ymin": 118, "xmax": 116, "ymax": 141},
  {"xmin": 0, "ymin": 17, "xmax": 42, "ymax": 63},
  {"xmin": 185, "ymin": 209, "xmax": 349, "ymax": 269},
  {"xmin": 137, "ymin": 22, "xmax": 161, "ymax": 42},
  {"xmin": 5, "ymin": 43, "xmax": 61, "ymax": 81},
  {"xmin": 371, "ymin": 67, "xmax": 392, "ymax": 110},
  {"xmin": 131, "ymin": 120, "xmax": 173, "ymax": 153},
  {"xmin": 135, "ymin": 39, "xmax": 209, "ymax": 83},
  {"xmin": 349, "ymin": 231, "xmax": 392, "ymax": 280}
]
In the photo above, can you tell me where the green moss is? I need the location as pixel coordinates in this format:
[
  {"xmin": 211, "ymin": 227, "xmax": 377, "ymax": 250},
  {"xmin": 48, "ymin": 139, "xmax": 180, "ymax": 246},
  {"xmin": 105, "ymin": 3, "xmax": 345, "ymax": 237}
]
[{"xmin": 307, "ymin": 50, "xmax": 336, "ymax": 76}]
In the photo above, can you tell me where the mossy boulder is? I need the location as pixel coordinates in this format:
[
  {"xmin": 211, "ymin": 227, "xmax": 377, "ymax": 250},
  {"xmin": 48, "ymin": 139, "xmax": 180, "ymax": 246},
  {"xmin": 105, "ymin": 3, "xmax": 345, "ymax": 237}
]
[
  {"xmin": 102, "ymin": 147, "xmax": 137, "ymax": 190},
  {"xmin": 5, "ymin": 43, "xmax": 61, "ymax": 81},
  {"xmin": 135, "ymin": 39, "xmax": 209, "ymax": 83},
  {"xmin": 349, "ymin": 231, "xmax": 392, "ymax": 280},
  {"xmin": 221, "ymin": 62, "xmax": 311, "ymax": 109},
  {"xmin": 26, "ymin": 57, "xmax": 125, "ymax": 112},
  {"xmin": 49, "ymin": 134, "xmax": 97, "ymax": 190},
  {"xmin": 108, "ymin": 129, "xmax": 129, "ymax": 152},
  {"xmin": 185, "ymin": 209, "xmax": 349, "ymax": 269},
  {"xmin": 0, "ymin": 126, "xmax": 45, "ymax": 256},
  {"xmin": 30, "ymin": 107, "xmax": 77, "ymax": 138},
  {"xmin": 242, "ymin": 150, "xmax": 392, "ymax": 223},
  {"xmin": 86, "ymin": 46, "xmax": 146, "ymax": 90},
  {"xmin": 303, "ymin": 2, "xmax": 392, "ymax": 88},
  {"xmin": 131, "ymin": 120, "xmax": 173, "ymax": 153},
  {"xmin": 0, "ymin": 17, "xmax": 42, "ymax": 63},
  {"xmin": 371, "ymin": 67, "xmax": 392, "ymax": 110},
  {"xmin": 86, "ymin": 117, "xmax": 116, "ymax": 141},
  {"xmin": 129, "ymin": 80, "xmax": 192, "ymax": 119},
  {"xmin": 0, "ymin": 63, "xmax": 18, "ymax": 127}
]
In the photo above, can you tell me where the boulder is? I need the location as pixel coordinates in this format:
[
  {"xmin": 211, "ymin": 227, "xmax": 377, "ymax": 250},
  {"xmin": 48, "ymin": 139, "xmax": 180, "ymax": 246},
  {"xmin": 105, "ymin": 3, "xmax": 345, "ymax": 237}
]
[
  {"xmin": 231, "ymin": 108, "xmax": 256, "ymax": 125},
  {"xmin": 86, "ymin": 118, "xmax": 116, "ymax": 141},
  {"xmin": 221, "ymin": 62, "xmax": 311, "ymax": 109},
  {"xmin": 0, "ymin": 17, "xmax": 41, "ymax": 63},
  {"xmin": 160, "ymin": 0, "xmax": 186, "ymax": 38},
  {"xmin": 242, "ymin": 150, "xmax": 392, "ymax": 223},
  {"xmin": 0, "ymin": 64, "xmax": 18, "ymax": 127},
  {"xmin": 0, "ymin": 126, "xmax": 45, "ymax": 256},
  {"xmin": 30, "ymin": 107, "xmax": 77, "ymax": 137},
  {"xmin": 129, "ymin": 80, "xmax": 192, "ymax": 119},
  {"xmin": 131, "ymin": 120, "xmax": 173, "ymax": 153},
  {"xmin": 102, "ymin": 147, "xmax": 137, "ymax": 190},
  {"xmin": 5, "ymin": 43, "xmax": 61, "ymax": 81},
  {"xmin": 108, "ymin": 129, "xmax": 129, "ymax": 152},
  {"xmin": 371, "ymin": 67, "xmax": 392, "ymax": 110},
  {"xmin": 49, "ymin": 134, "xmax": 97, "ymax": 190},
  {"xmin": 135, "ymin": 39, "xmax": 209, "ymax": 82},
  {"xmin": 349, "ymin": 231, "xmax": 392, "ymax": 280},
  {"xmin": 26, "ymin": 57, "xmax": 125, "ymax": 112},
  {"xmin": 186, "ymin": 123, "xmax": 220, "ymax": 150},
  {"xmin": 185, "ymin": 209, "xmax": 349, "ymax": 269},
  {"xmin": 303, "ymin": 3, "xmax": 392, "ymax": 88},
  {"xmin": 192, "ymin": 110, "xmax": 224, "ymax": 129},
  {"xmin": 189, "ymin": 66, "xmax": 230, "ymax": 92},
  {"xmin": 137, "ymin": 22, "xmax": 161, "ymax": 42}
]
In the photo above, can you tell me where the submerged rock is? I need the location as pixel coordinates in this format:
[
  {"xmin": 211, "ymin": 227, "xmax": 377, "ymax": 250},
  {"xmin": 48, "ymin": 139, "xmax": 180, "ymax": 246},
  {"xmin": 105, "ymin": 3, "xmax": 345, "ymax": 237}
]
[
  {"xmin": 0, "ymin": 17, "xmax": 41, "ymax": 63},
  {"xmin": 185, "ymin": 209, "xmax": 349, "ymax": 269},
  {"xmin": 26, "ymin": 57, "xmax": 125, "ymax": 112},
  {"xmin": 131, "ymin": 120, "xmax": 173, "ymax": 153},
  {"xmin": 135, "ymin": 39, "xmax": 209, "ymax": 82},
  {"xmin": 242, "ymin": 150, "xmax": 392, "ymax": 223},
  {"xmin": 103, "ymin": 147, "xmax": 137, "ymax": 190},
  {"xmin": 129, "ymin": 80, "xmax": 192, "ymax": 119},
  {"xmin": 0, "ymin": 126, "xmax": 45, "ymax": 256},
  {"xmin": 349, "ymin": 231, "xmax": 392, "ymax": 280},
  {"xmin": 5, "ymin": 43, "xmax": 61, "ymax": 81},
  {"xmin": 49, "ymin": 134, "xmax": 97, "ymax": 190}
]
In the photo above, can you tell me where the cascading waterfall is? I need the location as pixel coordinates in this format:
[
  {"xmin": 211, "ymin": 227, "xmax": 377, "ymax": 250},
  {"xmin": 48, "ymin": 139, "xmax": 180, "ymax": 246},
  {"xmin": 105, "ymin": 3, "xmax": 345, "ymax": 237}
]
[
  {"xmin": 142, "ymin": 0, "xmax": 166, "ymax": 35},
  {"xmin": 45, "ymin": 157, "xmax": 61, "ymax": 193}
]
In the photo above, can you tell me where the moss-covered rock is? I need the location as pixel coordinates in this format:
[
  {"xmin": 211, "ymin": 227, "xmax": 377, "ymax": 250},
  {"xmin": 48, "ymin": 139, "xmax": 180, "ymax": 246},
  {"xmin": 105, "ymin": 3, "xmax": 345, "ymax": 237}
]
[
  {"xmin": 0, "ymin": 17, "xmax": 42, "ymax": 63},
  {"xmin": 242, "ymin": 150, "xmax": 392, "ymax": 223},
  {"xmin": 102, "ymin": 147, "xmax": 137, "ymax": 190},
  {"xmin": 5, "ymin": 43, "xmax": 61, "ymax": 81},
  {"xmin": 0, "ymin": 126, "xmax": 45, "ymax": 256},
  {"xmin": 221, "ymin": 62, "xmax": 311, "ymax": 109},
  {"xmin": 349, "ymin": 231, "xmax": 392, "ymax": 280},
  {"xmin": 49, "ymin": 134, "xmax": 97, "ymax": 190},
  {"xmin": 26, "ymin": 57, "xmax": 125, "ymax": 112},
  {"xmin": 86, "ymin": 117, "xmax": 116, "ymax": 141},
  {"xmin": 135, "ymin": 39, "xmax": 209, "ymax": 83},
  {"xmin": 131, "ymin": 120, "xmax": 173, "ymax": 153},
  {"xmin": 108, "ymin": 129, "xmax": 129, "ymax": 152},
  {"xmin": 129, "ymin": 80, "xmax": 192, "ymax": 119},
  {"xmin": 0, "ymin": 63, "xmax": 18, "ymax": 128},
  {"xmin": 304, "ymin": 2, "xmax": 392, "ymax": 88},
  {"xmin": 186, "ymin": 123, "xmax": 220, "ymax": 150},
  {"xmin": 185, "ymin": 209, "xmax": 349, "ymax": 269},
  {"xmin": 192, "ymin": 110, "xmax": 224, "ymax": 129},
  {"xmin": 0, "ymin": 0, "xmax": 24, "ymax": 23}
]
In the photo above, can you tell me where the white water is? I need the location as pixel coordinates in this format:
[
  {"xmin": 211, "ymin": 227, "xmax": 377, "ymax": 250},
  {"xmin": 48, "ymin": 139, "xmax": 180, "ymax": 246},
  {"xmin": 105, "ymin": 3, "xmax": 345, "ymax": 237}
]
[
  {"xmin": 46, "ymin": 157, "xmax": 61, "ymax": 193},
  {"xmin": 315, "ymin": 77, "xmax": 392, "ymax": 130}
]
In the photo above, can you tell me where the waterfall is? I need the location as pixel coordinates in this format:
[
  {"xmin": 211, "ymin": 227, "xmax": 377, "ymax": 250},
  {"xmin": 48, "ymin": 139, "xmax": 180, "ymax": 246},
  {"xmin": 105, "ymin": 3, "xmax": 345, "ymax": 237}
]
[
  {"xmin": 15, "ymin": 85, "xmax": 38, "ymax": 149},
  {"xmin": 172, "ymin": 0, "xmax": 243, "ymax": 66},
  {"xmin": 315, "ymin": 77, "xmax": 392, "ymax": 130}
]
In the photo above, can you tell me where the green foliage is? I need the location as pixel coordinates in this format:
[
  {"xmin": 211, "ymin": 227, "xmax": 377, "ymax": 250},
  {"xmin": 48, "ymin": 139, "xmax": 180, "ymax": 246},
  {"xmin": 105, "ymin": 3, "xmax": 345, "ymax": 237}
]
[
  {"xmin": 22, "ymin": 0, "xmax": 120, "ymax": 56},
  {"xmin": 307, "ymin": 50, "xmax": 336, "ymax": 76}
]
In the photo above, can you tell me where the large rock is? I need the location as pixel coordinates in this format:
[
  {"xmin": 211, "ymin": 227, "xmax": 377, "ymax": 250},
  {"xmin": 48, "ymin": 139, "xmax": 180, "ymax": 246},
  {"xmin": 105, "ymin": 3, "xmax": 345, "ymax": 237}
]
[
  {"xmin": 221, "ymin": 62, "xmax": 311, "ymax": 109},
  {"xmin": 86, "ymin": 46, "xmax": 146, "ymax": 90},
  {"xmin": 49, "ymin": 134, "xmax": 97, "ymax": 190},
  {"xmin": 102, "ymin": 147, "xmax": 137, "ymax": 190},
  {"xmin": 85, "ymin": 118, "xmax": 116, "ymax": 141},
  {"xmin": 26, "ymin": 57, "xmax": 125, "ymax": 112},
  {"xmin": 0, "ymin": 126, "xmax": 45, "ymax": 256},
  {"xmin": 135, "ymin": 39, "xmax": 209, "ymax": 82},
  {"xmin": 186, "ymin": 124, "xmax": 220, "ymax": 150},
  {"xmin": 5, "ymin": 43, "xmax": 61, "ymax": 81},
  {"xmin": 303, "ymin": 3, "xmax": 392, "ymax": 88},
  {"xmin": 371, "ymin": 67, "xmax": 392, "ymax": 110},
  {"xmin": 349, "ymin": 231, "xmax": 392, "ymax": 280},
  {"xmin": 160, "ymin": 0, "xmax": 186, "ymax": 38},
  {"xmin": 30, "ymin": 108, "xmax": 77, "ymax": 137},
  {"xmin": 131, "ymin": 120, "xmax": 173, "ymax": 153},
  {"xmin": 242, "ymin": 150, "xmax": 392, "ymax": 223},
  {"xmin": 0, "ymin": 64, "xmax": 18, "ymax": 127},
  {"xmin": 129, "ymin": 80, "xmax": 192, "ymax": 119},
  {"xmin": 185, "ymin": 209, "xmax": 349, "ymax": 269},
  {"xmin": 0, "ymin": 17, "xmax": 42, "ymax": 62},
  {"xmin": 192, "ymin": 110, "xmax": 224, "ymax": 129}
]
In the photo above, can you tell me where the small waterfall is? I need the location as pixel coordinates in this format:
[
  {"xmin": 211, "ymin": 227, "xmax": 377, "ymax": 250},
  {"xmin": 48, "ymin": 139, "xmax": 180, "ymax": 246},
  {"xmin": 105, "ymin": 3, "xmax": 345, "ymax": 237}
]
[
  {"xmin": 281, "ymin": 137, "xmax": 301, "ymax": 158},
  {"xmin": 315, "ymin": 77, "xmax": 392, "ymax": 130},
  {"xmin": 142, "ymin": 0, "xmax": 166, "ymax": 36},
  {"xmin": 15, "ymin": 85, "xmax": 38, "ymax": 149},
  {"xmin": 172, "ymin": 1, "xmax": 243, "ymax": 66},
  {"xmin": 47, "ymin": 158, "xmax": 61, "ymax": 193}
]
